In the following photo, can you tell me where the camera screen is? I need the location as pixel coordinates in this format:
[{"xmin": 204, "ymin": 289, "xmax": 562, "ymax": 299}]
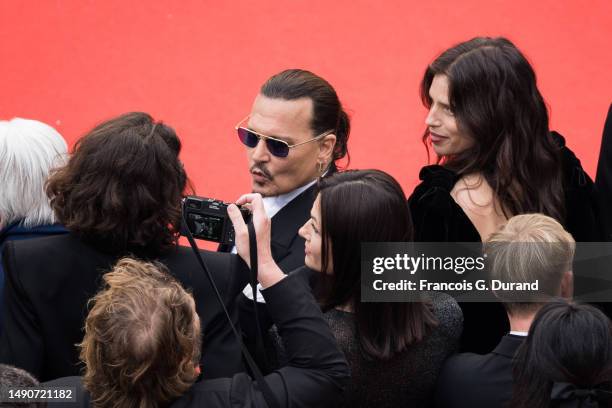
[{"xmin": 188, "ymin": 213, "xmax": 224, "ymax": 241}]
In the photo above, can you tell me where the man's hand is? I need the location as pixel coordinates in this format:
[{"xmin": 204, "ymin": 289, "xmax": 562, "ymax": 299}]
[{"xmin": 227, "ymin": 193, "xmax": 285, "ymax": 288}]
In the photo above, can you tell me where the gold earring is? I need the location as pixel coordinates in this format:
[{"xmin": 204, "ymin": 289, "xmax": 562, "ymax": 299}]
[{"xmin": 318, "ymin": 161, "xmax": 324, "ymax": 174}]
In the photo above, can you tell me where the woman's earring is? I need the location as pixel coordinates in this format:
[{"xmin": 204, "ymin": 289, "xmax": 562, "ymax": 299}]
[{"xmin": 318, "ymin": 161, "xmax": 324, "ymax": 174}]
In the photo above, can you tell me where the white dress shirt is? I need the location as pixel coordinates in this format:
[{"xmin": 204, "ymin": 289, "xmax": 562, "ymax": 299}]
[{"xmin": 238, "ymin": 179, "xmax": 318, "ymax": 303}]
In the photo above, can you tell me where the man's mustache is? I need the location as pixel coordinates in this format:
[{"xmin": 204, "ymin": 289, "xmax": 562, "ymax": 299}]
[{"xmin": 250, "ymin": 165, "xmax": 273, "ymax": 180}]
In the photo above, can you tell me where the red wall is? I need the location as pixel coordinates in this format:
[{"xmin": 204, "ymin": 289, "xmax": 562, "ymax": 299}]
[{"xmin": 1, "ymin": 0, "xmax": 610, "ymax": 200}]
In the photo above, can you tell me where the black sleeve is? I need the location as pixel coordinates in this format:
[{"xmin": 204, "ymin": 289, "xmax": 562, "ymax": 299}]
[
  {"xmin": 230, "ymin": 273, "xmax": 350, "ymax": 408},
  {"xmin": 554, "ymin": 131, "xmax": 603, "ymax": 241},
  {"xmin": 596, "ymin": 105, "xmax": 612, "ymax": 241},
  {"xmin": 0, "ymin": 242, "xmax": 44, "ymax": 378}
]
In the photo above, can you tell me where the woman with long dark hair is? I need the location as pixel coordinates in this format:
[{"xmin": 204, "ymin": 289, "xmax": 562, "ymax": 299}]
[
  {"xmin": 410, "ymin": 36, "xmax": 599, "ymax": 242},
  {"xmin": 230, "ymin": 170, "xmax": 463, "ymax": 408},
  {"xmin": 408, "ymin": 36, "xmax": 601, "ymax": 353},
  {"xmin": 511, "ymin": 300, "xmax": 612, "ymax": 408}
]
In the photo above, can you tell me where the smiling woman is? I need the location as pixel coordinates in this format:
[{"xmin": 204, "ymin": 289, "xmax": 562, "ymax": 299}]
[
  {"xmin": 409, "ymin": 36, "xmax": 601, "ymax": 244},
  {"xmin": 407, "ymin": 36, "xmax": 603, "ymax": 355}
]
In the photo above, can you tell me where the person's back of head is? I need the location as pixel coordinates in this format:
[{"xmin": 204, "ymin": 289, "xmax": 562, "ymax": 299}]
[
  {"xmin": 80, "ymin": 258, "xmax": 200, "ymax": 408},
  {"xmin": 46, "ymin": 112, "xmax": 187, "ymax": 254},
  {"xmin": 0, "ymin": 118, "xmax": 67, "ymax": 230},
  {"xmin": 484, "ymin": 213, "xmax": 575, "ymax": 317},
  {"xmin": 316, "ymin": 169, "xmax": 437, "ymax": 360},
  {"xmin": 511, "ymin": 300, "xmax": 612, "ymax": 408},
  {"xmin": 0, "ymin": 363, "xmax": 43, "ymax": 407}
]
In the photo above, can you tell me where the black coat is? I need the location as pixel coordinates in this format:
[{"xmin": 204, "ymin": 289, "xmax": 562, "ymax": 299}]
[
  {"xmin": 596, "ymin": 104, "xmax": 612, "ymax": 242},
  {"xmin": 0, "ymin": 233, "xmax": 250, "ymax": 382},
  {"xmin": 434, "ymin": 334, "xmax": 524, "ymax": 408},
  {"xmin": 408, "ymin": 131, "xmax": 601, "ymax": 354},
  {"xmin": 43, "ymin": 273, "xmax": 350, "ymax": 408}
]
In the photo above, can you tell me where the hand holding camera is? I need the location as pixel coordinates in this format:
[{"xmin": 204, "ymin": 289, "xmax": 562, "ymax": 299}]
[{"xmin": 228, "ymin": 193, "xmax": 285, "ymax": 288}]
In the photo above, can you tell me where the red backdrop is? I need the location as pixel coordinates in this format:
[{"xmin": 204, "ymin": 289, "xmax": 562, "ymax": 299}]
[{"xmin": 1, "ymin": 0, "xmax": 610, "ymax": 201}]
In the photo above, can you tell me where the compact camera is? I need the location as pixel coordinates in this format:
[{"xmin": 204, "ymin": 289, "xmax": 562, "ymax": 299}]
[{"xmin": 182, "ymin": 196, "xmax": 251, "ymax": 245}]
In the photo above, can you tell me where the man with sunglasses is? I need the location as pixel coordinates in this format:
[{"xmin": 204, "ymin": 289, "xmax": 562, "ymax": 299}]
[{"xmin": 223, "ymin": 69, "xmax": 350, "ymax": 369}]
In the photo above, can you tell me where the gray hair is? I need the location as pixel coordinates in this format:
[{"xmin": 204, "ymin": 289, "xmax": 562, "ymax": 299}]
[
  {"xmin": 0, "ymin": 118, "xmax": 68, "ymax": 229},
  {"xmin": 484, "ymin": 213, "xmax": 575, "ymax": 315}
]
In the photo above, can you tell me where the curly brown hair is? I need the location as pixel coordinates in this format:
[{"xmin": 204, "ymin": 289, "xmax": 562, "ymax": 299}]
[
  {"xmin": 46, "ymin": 112, "xmax": 187, "ymax": 254},
  {"xmin": 80, "ymin": 258, "xmax": 201, "ymax": 408}
]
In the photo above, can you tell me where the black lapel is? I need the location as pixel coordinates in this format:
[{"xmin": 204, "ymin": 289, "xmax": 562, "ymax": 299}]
[{"xmin": 269, "ymin": 184, "xmax": 317, "ymax": 263}]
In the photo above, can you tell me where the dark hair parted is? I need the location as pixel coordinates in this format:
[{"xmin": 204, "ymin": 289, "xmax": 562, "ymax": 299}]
[
  {"xmin": 46, "ymin": 112, "xmax": 188, "ymax": 254},
  {"xmin": 420, "ymin": 37, "xmax": 564, "ymax": 222},
  {"xmin": 261, "ymin": 69, "xmax": 350, "ymax": 170},
  {"xmin": 511, "ymin": 300, "xmax": 612, "ymax": 408},
  {"xmin": 316, "ymin": 170, "xmax": 438, "ymax": 360},
  {"xmin": 80, "ymin": 258, "xmax": 201, "ymax": 408}
]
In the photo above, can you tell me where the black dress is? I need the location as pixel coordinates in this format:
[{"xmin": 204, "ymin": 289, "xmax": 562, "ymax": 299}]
[{"xmin": 408, "ymin": 131, "xmax": 602, "ymax": 354}]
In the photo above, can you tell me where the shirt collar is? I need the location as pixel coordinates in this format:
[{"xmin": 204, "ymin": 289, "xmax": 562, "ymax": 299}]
[{"xmin": 262, "ymin": 178, "xmax": 318, "ymax": 218}]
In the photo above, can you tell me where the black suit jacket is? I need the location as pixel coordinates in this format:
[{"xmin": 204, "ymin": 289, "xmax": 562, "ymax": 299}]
[
  {"xmin": 42, "ymin": 274, "xmax": 350, "ymax": 408},
  {"xmin": 0, "ymin": 233, "xmax": 250, "ymax": 382},
  {"xmin": 220, "ymin": 185, "xmax": 317, "ymax": 370},
  {"xmin": 434, "ymin": 334, "xmax": 524, "ymax": 408},
  {"xmin": 596, "ymin": 104, "xmax": 612, "ymax": 242}
]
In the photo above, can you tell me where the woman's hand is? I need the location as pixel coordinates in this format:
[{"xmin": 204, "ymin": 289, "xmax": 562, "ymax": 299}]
[{"xmin": 228, "ymin": 193, "xmax": 285, "ymax": 288}]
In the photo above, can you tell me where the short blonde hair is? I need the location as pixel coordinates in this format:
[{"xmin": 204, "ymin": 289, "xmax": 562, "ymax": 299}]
[
  {"xmin": 484, "ymin": 214, "xmax": 575, "ymax": 314},
  {"xmin": 80, "ymin": 258, "xmax": 200, "ymax": 408}
]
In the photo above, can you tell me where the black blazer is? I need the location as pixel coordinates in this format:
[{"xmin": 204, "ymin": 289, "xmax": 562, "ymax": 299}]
[
  {"xmin": 434, "ymin": 334, "xmax": 524, "ymax": 408},
  {"xmin": 596, "ymin": 104, "xmax": 612, "ymax": 242},
  {"xmin": 0, "ymin": 233, "xmax": 250, "ymax": 382},
  {"xmin": 43, "ymin": 274, "xmax": 350, "ymax": 408},
  {"xmin": 222, "ymin": 185, "xmax": 317, "ymax": 369}
]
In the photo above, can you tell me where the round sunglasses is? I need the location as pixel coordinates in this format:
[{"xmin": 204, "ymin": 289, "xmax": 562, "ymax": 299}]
[{"xmin": 235, "ymin": 116, "xmax": 333, "ymax": 158}]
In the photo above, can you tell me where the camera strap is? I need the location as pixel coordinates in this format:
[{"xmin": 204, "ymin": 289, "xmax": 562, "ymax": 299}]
[
  {"xmin": 247, "ymin": 222, "xmax": 271, "ymax": 372},
  {"xmin": 182, "ymin": 217, "xmax": 281, "ymax": 408}
]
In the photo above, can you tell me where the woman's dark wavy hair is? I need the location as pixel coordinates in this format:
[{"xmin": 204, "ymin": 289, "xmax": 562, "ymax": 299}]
[
  {"xmin": 316, "ymin": 170, "xmax": 438, "ymax": 360},
  {"xmin": 511, "ymin": 300, "xmax": 612, "ymax": 408},
  {"xmin": 261, "ymin": 69, "xmax": 350, "ymax": 170},
  {"xmin": 47, "ymin": 112, "xmax": 188, "ymax": 254},
  {"xmin": 420, "ymin": 37, "xmax": 564, "ymax": 221}
]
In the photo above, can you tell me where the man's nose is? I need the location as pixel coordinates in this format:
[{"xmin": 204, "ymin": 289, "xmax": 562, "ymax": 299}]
[{"xmin": 251, "ymin": 137, "xmax": 270, "ymax": 162}]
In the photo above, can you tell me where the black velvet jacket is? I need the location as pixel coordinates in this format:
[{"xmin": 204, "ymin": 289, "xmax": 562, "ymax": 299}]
[
  {"xmin": 409, "ymin": 131, "xmax": 601, "ymax": 243},
  {"xmin": 407, "ymin": 131, "xmax": 601, "ymax": 354}
]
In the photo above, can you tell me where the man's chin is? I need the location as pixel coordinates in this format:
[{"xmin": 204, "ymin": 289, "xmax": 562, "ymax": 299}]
[{"xmin": 251, "ymin": 181, "xmax": 275, "ymax": 197}]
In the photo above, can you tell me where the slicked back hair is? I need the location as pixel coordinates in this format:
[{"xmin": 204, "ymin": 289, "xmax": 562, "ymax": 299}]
[{"xmin": 261, "ymin": 69, "xmax": 350, "ymax": 170}]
